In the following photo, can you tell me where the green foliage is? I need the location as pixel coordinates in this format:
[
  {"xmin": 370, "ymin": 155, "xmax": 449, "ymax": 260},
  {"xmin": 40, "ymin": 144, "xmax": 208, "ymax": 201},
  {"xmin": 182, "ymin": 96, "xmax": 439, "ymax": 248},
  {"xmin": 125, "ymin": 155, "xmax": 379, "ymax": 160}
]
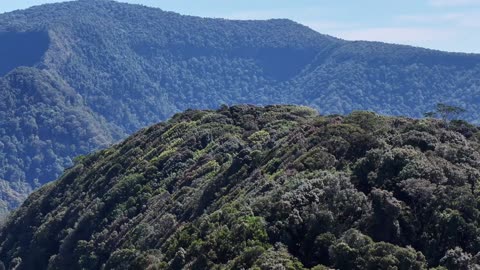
[
  {"xmin": 1, "ymin": 105, "xmax": 480, "ymax": 269},
  {"xmin": 329, "ymin": 229, "xmax": 427, "ymax": 270},
  {"xmin": 1, "ymin": 0, "xmax": 480, "ymax": 215},
  {"xmin": 0, "ymin": 68, "xmax": 121, "ymax": 215},
  {"xmin": 248, "ymin": 130, "xmax": 271, "ymax": 145},
  {"xmin": 424, "ymin": 103, "xmax": 467, "ymax": 122}
]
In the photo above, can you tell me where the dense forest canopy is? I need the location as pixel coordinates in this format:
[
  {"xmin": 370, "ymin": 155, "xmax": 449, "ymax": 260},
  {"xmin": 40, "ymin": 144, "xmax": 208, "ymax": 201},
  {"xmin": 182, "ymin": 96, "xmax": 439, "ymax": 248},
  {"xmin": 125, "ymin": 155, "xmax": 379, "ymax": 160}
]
[
  {"xmin": 0, "ymin": 0, "xmax": 479, "ymax": 214},
  {"xmin": 1, "ymin": 105, "xmax": 480, "ymax": 269}
]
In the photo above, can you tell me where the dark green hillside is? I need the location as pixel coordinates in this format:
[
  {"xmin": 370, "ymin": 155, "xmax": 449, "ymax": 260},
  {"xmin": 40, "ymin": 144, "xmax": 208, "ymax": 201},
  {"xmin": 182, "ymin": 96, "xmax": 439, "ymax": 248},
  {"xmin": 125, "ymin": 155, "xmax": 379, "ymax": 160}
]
[
  {"xmin": 0, "ymin": 0, "xmax": 339, "ymax": 212},
  {"xmin": 2, "ymin": 105, "xmax": 480, "ymax": 269},
  {"xmin": 0, "ymin": 68, "xmax": 122, "ymax": 216},
  {"xmin": 285, "ymin": 41, "xmax": 480, "ymax": 117},
  {"xmin": 1, "ymin": 0, "xmax": 480, "ymax": 213}
]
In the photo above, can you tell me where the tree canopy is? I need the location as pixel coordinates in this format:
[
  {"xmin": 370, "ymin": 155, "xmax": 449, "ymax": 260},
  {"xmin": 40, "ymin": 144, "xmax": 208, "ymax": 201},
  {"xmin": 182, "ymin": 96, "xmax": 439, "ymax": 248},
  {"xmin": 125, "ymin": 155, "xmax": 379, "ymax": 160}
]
[
  {"xmin": 1, "ymin": 0, "xmax": 480, "ymax": 214},
  {"xmin": 1, "ymin": 105, "xmax": 480, "ymax": 270},
  {"xmin": 424, "ymin": 103, "xmax": 466, "ymax": 122}
]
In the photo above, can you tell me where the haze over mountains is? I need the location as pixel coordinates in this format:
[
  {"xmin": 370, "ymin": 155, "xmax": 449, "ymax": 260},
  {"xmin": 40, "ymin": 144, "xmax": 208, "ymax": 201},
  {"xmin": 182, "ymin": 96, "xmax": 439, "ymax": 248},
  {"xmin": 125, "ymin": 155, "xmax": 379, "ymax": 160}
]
[{"xmin": 0, "ymin": 0, "xmax": 480, "ymax": 215}]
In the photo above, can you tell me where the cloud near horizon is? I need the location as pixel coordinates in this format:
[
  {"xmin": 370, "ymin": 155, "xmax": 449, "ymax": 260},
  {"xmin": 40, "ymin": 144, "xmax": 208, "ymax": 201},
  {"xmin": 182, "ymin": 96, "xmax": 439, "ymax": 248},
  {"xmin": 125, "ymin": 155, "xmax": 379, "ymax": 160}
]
[
  {"xmin": 333, "ymin": 27, "xmax": 456, "ymax": 45},
  {"xmin": 428, "ymin": 0, "xmax": 480, "ymax": 7}
]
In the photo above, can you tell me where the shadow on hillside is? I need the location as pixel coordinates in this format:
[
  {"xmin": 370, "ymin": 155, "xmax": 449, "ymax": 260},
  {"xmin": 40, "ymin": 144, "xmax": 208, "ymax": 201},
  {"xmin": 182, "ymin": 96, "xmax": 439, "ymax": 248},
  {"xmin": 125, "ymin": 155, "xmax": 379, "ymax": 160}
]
[{"xmin": 0, "ymin": 31, "xmax": 49, "ymax": 76}]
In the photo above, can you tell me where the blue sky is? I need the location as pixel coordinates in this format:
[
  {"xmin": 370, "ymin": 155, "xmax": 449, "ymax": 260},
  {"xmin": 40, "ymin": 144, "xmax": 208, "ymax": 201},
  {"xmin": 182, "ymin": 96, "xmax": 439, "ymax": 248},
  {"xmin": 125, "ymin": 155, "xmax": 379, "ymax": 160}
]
[{"xmin": 1, "ymin": 0, "xmax": 479, "ymax": 53}]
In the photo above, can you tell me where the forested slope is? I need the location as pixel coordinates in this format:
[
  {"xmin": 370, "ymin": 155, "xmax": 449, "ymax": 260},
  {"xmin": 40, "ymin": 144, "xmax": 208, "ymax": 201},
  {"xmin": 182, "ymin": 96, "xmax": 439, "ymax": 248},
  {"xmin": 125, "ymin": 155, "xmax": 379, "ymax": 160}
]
[
  {"xmin": 1, "ymin": 105, "xmax": 480, "ymax": 269},
  {"xmin": 0, "ymin": 0, "xmax": 479, "ymax": 213},
  {"xmin": 0, "ymin": 68, "xmax": 121, "ymax": 215}
]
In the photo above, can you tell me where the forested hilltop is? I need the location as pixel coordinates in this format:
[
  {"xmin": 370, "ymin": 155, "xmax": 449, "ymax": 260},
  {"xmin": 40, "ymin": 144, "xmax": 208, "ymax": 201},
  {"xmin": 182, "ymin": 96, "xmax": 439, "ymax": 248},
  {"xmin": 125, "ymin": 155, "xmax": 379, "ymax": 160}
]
[
  {"xmin": 1, "ymin": 105, "xmax": 480, "ymax": 269},
  {"xmin": 1, "ymin": 0, "xmax": 480, "ymax": 214}
]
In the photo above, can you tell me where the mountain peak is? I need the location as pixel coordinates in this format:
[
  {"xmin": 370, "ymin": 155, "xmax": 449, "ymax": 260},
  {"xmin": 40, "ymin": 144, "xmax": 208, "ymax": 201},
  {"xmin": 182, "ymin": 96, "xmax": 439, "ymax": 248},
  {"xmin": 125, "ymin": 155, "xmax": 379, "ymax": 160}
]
[
  {"xmin": 1, "ymin": 105, "xmax": 480, "ymax": 269},
  {"xmin": 0, "ymin": 0, "xmax": 479, "ymax": 227}
]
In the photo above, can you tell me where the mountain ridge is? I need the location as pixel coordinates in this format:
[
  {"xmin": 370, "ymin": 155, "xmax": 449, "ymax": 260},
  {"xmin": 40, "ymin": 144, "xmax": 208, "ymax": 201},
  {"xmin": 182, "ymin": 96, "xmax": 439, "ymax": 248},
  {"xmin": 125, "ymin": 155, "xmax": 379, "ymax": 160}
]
[
  {"xmin": 1, "ymin": 105, "xmax": 480, "ymax": 269},
  {"xmin": 0, "ymin": 0, "xmax": 479, "ymax": 215}
]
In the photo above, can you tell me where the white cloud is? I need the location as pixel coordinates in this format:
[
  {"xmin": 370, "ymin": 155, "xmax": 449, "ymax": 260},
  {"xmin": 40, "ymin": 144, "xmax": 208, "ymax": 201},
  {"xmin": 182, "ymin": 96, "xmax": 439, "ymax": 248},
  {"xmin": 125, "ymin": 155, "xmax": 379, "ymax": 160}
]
[
  {"xmin": 396, "ymin": 12, "xmax": 480, "ymax": 27},
  {"xmin": 396, "ymin": 13, "xmax": 463, "ymax": 23},
  {"xmin": 428, "ymin": 0, "xmax": 480, "ymax": 7},
  {"xmin": 456, "ymin": 14, "xmax": 480, "ymax": 26},
  {"xmin": 334, "ymin": 27, "xmax": 456, "ymax": 44}
]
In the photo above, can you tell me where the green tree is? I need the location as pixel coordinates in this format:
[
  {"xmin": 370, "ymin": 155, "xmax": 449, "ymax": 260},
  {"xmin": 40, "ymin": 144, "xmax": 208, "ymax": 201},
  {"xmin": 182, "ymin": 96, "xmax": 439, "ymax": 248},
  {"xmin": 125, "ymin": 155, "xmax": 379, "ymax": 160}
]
[{"xmin": 425, "ymin": 103, "xmax": 466, "ymax": 122}]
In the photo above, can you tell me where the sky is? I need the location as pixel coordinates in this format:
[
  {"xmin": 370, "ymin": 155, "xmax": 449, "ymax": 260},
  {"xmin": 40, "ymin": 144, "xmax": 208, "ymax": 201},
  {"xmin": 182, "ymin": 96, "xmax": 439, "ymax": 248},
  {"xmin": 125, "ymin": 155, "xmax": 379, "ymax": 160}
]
[{"xmin": 1, "ymin": 0, "xmax": 479, "ymax": 53}]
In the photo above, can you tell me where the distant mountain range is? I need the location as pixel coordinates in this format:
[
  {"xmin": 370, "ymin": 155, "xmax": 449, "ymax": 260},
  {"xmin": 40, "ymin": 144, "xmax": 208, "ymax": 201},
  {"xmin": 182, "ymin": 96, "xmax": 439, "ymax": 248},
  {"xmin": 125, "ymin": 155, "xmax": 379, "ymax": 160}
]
[{"xmin": 0, "ymin": 0, "xmax": 479, "ymax": 215}]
